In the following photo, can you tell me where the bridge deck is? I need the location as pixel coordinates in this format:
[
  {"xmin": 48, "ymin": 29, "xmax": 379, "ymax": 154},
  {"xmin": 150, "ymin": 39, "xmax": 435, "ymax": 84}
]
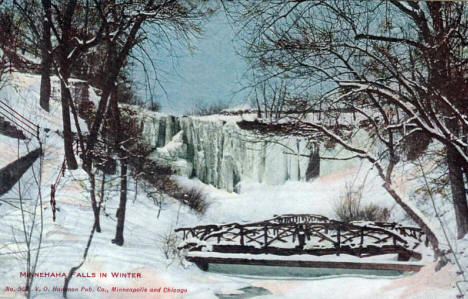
[{"xmin": 186, "ymin": 252, "xmax": 425, "ymax": 272}]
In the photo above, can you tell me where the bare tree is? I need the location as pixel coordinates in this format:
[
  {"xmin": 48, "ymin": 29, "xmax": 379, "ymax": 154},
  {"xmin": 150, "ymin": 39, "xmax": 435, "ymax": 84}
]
[
  {"xmin": 0, "ymin": 4, "xmax": 29, "ymax": 86},
  {"xmin": 81, "ymin": 0, "xmax": 211, "ymax": 245},
  {"xmin": 49, "ymin": 1, "xmax": 102, "ymax": 170},
  {"xmin": 253, "ymin": 79, "xmax": 288, "ymax": 120},
  {"xmin": 229, "ymin": 1, "xmax": 468, "ymax": 255},
  {"xmin": 10, "ymin": 0, "xmax": 53, "ymax": 111},
  {"xmin": 11, "ymin": 0, "xmax": 105, "ymax": 169},
  {"xmin": 85, "ymin": 0, "xmax": 209, "ymax": 161},
  {"xmin": 62, "ymin": 1, "xmax": 212, "ymax": 292}
]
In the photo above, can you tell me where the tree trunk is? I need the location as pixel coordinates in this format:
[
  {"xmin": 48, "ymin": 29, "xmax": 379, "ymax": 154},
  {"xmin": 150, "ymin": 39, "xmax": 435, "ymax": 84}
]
[
  {"xmin": 59, "ymin": 0, "xmax": 78, "ymax": 170},
  {"xmin": 60, "ymin": 77, "xmax": 78, "ymax": 170},
  {"xmin": 447, "ymin": 145, "xmax": 468, "ymax": 239},
  {"xmin": 39, "ymin": 0, "xmax": 52, "ymax": 112},
  {"xmin": 88, "ymin": 172, "xmax": 101, "ymax": 233},
  {"xmin": 112, "ymin": 159, "xmax": 128, "ymax": 246},
  {"xmin": 383, "ymin": 182, "xmax": 440, "ymax": 254}
]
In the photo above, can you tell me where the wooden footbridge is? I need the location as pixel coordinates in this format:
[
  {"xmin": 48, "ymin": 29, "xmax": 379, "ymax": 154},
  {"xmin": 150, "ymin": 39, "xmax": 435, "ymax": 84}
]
[{"xmin": 175, "ymin": 214, "xmax": 428, "ymax": 273}]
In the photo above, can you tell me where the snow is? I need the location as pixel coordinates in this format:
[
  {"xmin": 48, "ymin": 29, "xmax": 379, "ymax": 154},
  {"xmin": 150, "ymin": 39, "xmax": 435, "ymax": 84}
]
[{"xmin": 0, "ymin": 72, "xmax": 463, "ymax": 298}]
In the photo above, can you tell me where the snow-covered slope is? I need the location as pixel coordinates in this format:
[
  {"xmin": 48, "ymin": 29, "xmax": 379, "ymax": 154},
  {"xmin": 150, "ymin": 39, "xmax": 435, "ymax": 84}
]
[{"xmin": 0, "ymin": 72, "xmax": 462, "ymax": 299}]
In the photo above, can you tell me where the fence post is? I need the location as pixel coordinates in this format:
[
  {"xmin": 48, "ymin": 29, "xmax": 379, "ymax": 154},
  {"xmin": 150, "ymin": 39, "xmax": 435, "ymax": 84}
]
[{"xmin": 264, "ymin": 225, "xmax": 268, "ymax": 249}]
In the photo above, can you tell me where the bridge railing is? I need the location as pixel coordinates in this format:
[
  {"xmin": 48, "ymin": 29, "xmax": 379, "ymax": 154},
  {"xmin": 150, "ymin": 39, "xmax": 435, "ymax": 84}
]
[
  {"xmin": 175, "ymin": 214, "xmax": 426, "ymax": 261},
  {"xmin": 0, "ymin": 99, "xmax": 39, "ymax": 138}
]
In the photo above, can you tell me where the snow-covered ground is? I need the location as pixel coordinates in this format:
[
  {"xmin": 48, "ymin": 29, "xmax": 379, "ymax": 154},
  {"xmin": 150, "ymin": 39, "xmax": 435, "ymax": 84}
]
[{"xmin": 0, "ymin": 73, "xmax": 463, "ymax": 298}]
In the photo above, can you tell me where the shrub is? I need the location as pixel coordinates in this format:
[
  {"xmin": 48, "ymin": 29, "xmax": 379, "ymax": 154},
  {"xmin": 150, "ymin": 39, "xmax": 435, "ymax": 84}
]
[
  {"xmin": 161, "ymin": 229, "xmax": 181, "ymax": 260},
  {"xmin": 145, "ymin": 101, "xmax": 161, "ymax": 112},
  {"xmin": 334, "ymin": 184, "xmax": 390, "ymax": 223},
  {"xmin": 190, "ymin": 102, "xmax": 229, "ymax": 116},
  {"xmin": 182, "ymin": 187, "xmax": 209, "ymax": 215},
  {"xmin": 159, "ymin": 229, "xmax": 189, "ymax": 268}
]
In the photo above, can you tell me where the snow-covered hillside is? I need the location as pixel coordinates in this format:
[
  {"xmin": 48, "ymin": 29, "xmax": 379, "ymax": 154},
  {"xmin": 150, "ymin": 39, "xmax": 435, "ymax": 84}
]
[{"xmin": 0, "ymin": 73, "xmax": 463, "ymax": 299}]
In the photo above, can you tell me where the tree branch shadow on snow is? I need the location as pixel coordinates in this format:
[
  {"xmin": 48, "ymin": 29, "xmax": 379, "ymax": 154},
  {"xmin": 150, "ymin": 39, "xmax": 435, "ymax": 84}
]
[{"xmin": 62, "ymin": 222, "xmax": 97, "ymax": 298}]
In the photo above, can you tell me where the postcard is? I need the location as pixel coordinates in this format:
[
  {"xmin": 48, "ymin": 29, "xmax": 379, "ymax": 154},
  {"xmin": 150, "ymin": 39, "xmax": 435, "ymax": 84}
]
[{"xmin": 0, "ymin": 1, "xmax": 466, "ymax": 298}]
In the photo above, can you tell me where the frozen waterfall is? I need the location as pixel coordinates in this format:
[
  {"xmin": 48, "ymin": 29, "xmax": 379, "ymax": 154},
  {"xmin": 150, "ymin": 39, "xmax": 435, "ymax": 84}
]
[{"xmin": 138, "ymin": 111, "xmax": 361, "ymax": 192}]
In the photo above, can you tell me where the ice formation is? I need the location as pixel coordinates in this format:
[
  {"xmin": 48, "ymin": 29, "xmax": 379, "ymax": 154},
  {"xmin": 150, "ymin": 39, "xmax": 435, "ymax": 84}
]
[
  {"xmin": 141, "ymin": 114, "xmax": 311, "ymax": 191},
  {"xmin": 139, "ymin": 112, "xmax": 362, "ymax": 192}
]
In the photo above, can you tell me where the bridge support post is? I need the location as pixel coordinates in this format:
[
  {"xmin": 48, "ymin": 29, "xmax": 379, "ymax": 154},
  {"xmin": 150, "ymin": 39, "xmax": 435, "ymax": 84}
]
[
  {"xmin": 195, "ymin": 261, "xmax": 209, "ymax": 271},
  {"xmin": 298, "ymin": 233, "xmax": 305, "ymax": 250},
  {"xmin": 297, "ymin": 225, "xmax": 305, "ymax": 250},
  {"xmin": 397, "ymin": 252, "xmax": 411, "ymax": 261}
]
